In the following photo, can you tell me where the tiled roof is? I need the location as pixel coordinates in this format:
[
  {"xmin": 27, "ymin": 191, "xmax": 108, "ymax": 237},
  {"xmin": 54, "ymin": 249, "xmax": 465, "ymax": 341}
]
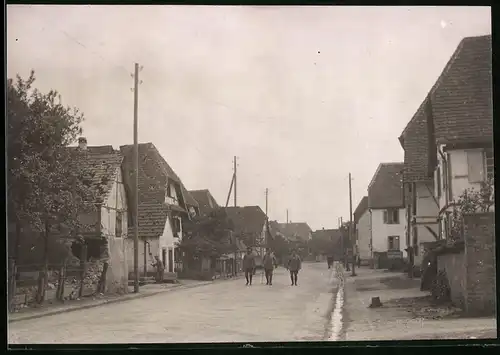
[
  {"xmin": 353, "ymin": 196, "xmax": 369, "ymax": 223},
  {"xmin": 433, "ymin": 35, "xmax": 492, "ymax": 144},
  {"xmin": 189, "ymin": 189, "xmax": 219, "ymax": 215},
  {"xmin": 368, "ymin": 163, "xmax": 404, "ymax": 209},
  {"xmin": 224, "ymin": 206, "xmax": 267, "ymax": 237},
  {"xmin": 69, "ymin": 147, "xmax": 123, "ymax": 204},
  {"xmin": 120, "ymin": 143, "xmax": 189, "ymax": 238},
  {"xmin": 278, "ymin": 222, "xmax": 312, "ymax": 242},
  {"xmin": 399, "ymin": 35, "xmax": 492, "ymax": 182}
]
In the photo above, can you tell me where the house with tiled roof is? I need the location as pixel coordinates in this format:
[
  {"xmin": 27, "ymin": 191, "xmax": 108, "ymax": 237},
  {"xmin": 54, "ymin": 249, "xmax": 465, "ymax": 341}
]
[
  {"xmin": 398, "ymin": 34, "xmax": 493, "ymax": 259},
  {"xmin": 368, "ymin": 163, "xmax": 406, "ymax": 268},
  {"xmin": 71, "ymin": 137, "xmax": 129, "ymax": 293},
  {"xmin": 189, "ymin": 189, "xmax": 219, "ymax": 216},
  {"xmin": 353, "ymin": 196, "xmax": 371, "ymax": 266},
  {"xmin": 120, "ymin": 142, "xmax": 193, "ymax": 276}
]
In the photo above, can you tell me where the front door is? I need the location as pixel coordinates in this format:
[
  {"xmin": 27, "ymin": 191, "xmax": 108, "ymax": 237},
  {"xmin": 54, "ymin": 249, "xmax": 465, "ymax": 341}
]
[
  {"xmin": 162, "ymin": 248, "xmax": 167, "ymax": 269},
  {"xmin": 168, "ymin": 248, "xmax": 174, "ymax": 273}
]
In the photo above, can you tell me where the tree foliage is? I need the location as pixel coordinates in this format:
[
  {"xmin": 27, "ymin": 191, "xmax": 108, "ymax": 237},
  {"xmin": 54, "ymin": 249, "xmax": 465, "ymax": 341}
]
[
  {"xmin": 8, "ymin": 70, "xmax": 96, "ymax": 242},
  {"xmin": 178, "ymin": 209, "xmax": 235, "ymax": 256},
  {"xmin": 268, "ymin": 232, "xmax": 290, "ymax": 261},
  {"xmin": 449, "ymin": 177, "xmax": 494, "ymax": 241}
]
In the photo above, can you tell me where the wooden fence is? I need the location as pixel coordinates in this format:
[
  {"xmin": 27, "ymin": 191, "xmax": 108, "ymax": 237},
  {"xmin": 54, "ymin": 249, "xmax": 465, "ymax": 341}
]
[{"xmin": 8, "ymin": 257, "xmax": 107, "ymax": 312}]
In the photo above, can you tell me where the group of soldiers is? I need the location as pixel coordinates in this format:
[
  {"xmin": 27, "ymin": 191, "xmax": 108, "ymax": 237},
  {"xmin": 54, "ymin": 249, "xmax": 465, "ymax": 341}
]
[
  {"xmin": 150, "ymin": 247, "xmax": 303, "ymax": 286},
  {"xmin": 242, "ymin": 247, "xmax": 302, "ymax": 286}
]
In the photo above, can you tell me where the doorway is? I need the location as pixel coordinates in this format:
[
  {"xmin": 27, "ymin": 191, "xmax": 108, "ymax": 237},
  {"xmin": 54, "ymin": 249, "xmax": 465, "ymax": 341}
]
[
  {"xmin": 168, "ymin": 248, "xmax": 174, "ymax": 273},
  {"xmin": 162, "ymin": 248, "xmax": 166, "ymax": 269}
]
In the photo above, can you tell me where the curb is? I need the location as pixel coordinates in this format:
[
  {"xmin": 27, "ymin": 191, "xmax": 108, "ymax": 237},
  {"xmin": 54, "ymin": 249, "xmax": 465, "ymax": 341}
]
[{"xmin": 8, "ymin": 278, "xmax": 227, "ymax": 323}]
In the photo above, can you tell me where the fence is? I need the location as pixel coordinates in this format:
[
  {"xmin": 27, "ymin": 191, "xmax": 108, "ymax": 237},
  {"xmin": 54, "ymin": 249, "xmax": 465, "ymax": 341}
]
[{"xmin": 8, "ymin": 258, "xmax": 108, "ymax": 312}]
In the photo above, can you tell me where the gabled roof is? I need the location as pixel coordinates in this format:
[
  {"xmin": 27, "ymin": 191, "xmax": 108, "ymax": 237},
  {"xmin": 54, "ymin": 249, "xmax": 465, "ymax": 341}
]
[
  {"xmin": 353, "ymin": 196, "xmax": 369, "ymax": 223},
  {"xmin": 399, "ymin": 34, "xmax": 492, "ymax": 182},
  {"xmin": 120, "ymin": 143, "xmax": 190, "ymax": 238},
  {"xmin": 368, "ymin": 163, "xmax": 404, "ymax": 209},
  {"xmin": 223, "ymin": 206, "xmax": 267, "ymax": 237},
  {"xmin": 278, "ymin": 222, "xmax": 312, "ymax": 242},
  {"xmin": 69, "ymin": 146, "xmax": 123, "ymax": 204},
  {"xmin": 189, "ymin": 189, "xmax": 219, "ymax": 215}
]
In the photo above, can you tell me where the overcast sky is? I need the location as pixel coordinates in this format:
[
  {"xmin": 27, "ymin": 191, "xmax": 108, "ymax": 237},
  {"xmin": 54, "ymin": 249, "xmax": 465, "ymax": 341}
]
[{"xmin": 7, "ymin": 6, "xmax": 491, "ymax": 230}]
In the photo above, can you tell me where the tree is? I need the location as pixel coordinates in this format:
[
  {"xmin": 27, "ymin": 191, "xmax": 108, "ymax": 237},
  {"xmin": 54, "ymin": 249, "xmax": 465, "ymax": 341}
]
[
  {"xmin": 8, "ymin": 71, "xmax": 96, "ymax": 302},
  {"xmin": 449, "ymin": 177, "xmax": 494, "ymax": 241},
  {"xmin": 178, "ymin": 209, "xmax": 235, "ymax": 260},
  {"xmin": 268, "ymin": 232, "xmax": 289, "ymax": 263}
]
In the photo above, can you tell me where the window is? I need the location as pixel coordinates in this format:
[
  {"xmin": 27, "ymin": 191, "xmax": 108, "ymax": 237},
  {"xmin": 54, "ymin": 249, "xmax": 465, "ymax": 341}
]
[
  {"xmin": 387, "ymin": 236, "xmax": 400, "ymax": 251},
  {"xmin": 172, "ymin": 217, "xmax": 181, "ymax": 237},
  {"xmin": 115, "ymin": 212, "xmax": 123, "ymax": 238},
  {"xmin": 383, "ymin": 209, "xmax": 399, "ymax": 224},
  {"xmin": 484, "ymin": 148, "xmax": 494, "ymax": 181},
  {"xmin": 467, "ymin": 150, "xmax": 485, "ymax": 183}
]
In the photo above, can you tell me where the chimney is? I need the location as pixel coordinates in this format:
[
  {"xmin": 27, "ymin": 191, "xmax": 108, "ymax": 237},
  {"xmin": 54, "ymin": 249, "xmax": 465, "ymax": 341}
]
[{"xmin": 78, "ymin": 137, "xmax": 88, "ymax": 150}]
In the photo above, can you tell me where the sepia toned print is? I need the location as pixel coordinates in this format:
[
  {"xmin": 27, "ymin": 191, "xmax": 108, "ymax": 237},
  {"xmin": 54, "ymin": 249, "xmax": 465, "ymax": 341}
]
[{"xmin": 7, "ymin": 5, "xmax": 495, "ymax": 344}]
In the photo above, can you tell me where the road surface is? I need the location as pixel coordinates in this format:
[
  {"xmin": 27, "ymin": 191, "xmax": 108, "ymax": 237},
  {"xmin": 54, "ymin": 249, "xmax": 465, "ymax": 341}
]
[{"xmin": 9, "ymin": 262, "xmax": 337, "ymax": 344}]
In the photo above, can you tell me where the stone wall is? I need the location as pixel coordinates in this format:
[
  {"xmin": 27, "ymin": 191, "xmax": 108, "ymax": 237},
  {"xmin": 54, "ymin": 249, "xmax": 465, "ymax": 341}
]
[
  {"xmin": 436, "ymin": 252, "xmax": 466, "ymax": 308},
  {"xmin": 463, "ymin": 212, "xmax": 496, "ymax": 315},
  {"xmin": 106, "ymin": 237, "xmax": 128, "ymax": 294},
  {"xmin": 436, "ymin": 212, "xmax": 496, "ymax": 315}
]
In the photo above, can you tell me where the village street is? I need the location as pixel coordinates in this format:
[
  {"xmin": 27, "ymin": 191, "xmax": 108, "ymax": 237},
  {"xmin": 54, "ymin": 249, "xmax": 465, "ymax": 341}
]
[{"xmin": 8, "ymin": 262, "xmax": 339, "ymax": 344}]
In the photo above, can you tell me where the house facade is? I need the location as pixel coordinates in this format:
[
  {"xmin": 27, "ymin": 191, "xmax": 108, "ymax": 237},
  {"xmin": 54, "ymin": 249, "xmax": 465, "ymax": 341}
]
[
  {"xmin": 368, "ymin": 163, "xmax": 407, "ymax": 267},
  {"xmin": 120, "ymin": 143, "xmax": 195, "ymax": 277},
  {"xmin": 353, "ymin": 196, "xmax": 371, "ymax": 266},
  {"xmin": 72, "ymin": 139, "xmax": 129, "ymax": 293}
]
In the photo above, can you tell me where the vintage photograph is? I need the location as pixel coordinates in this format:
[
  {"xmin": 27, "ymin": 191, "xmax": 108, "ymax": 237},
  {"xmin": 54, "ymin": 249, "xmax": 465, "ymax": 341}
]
[{"xmin": 7, "ymin": 5, "xmax": 495, "ymax": 344}]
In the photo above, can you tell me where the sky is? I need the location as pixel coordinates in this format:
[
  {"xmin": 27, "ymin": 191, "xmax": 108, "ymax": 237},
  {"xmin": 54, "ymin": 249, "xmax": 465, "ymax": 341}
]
[{"xmin": 7, "ymin": 6, "xmax": 491, "ymax": 230}]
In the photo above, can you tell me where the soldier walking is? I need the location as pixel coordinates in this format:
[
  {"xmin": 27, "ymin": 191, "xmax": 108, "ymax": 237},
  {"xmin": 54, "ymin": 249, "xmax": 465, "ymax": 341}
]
[
  {"xmin": 242, "ymin": 247, "xmax": 256, "ymax": 286},
  {"xmin": 287, "ymin": 249, "xmax": 302, "ymax": 286},
  {"xmin": 262, "ymin": 248, "xmax": 276, "ymax": 285}
]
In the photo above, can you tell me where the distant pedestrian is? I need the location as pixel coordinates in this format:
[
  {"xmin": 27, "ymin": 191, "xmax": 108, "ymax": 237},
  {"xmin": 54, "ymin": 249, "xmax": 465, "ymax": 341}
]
[
  {"xmin": 327, "ymin": 255, "xmax": 334, "ymax": 269},
  {"xmin": 287, "ymin": 249, "xmax": 302, "ymax": 286},
  {"xmin": 152, "ymin": 256, "xmax": 164, "ymax": 283},
  {"xmin": 242, "ymin": 247, "xmax": 256, "ymax": 286},
  {"xmin": 263, "ymin": 248, "xmax": 276, "ymax": 285}
]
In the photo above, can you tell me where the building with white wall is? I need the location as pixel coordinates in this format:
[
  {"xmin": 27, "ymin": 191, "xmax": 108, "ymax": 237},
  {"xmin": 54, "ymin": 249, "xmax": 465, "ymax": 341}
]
[
  {"xmin": 367, "ymin": 163, "xmax": 407, "ymax": 268},
  {"xmin": 353, "ymin": 196, "xmax": 371, "ymax": 266},
  {"xmin": 120, "ymin": 143, "xmax": 195, "ymax": 277}
]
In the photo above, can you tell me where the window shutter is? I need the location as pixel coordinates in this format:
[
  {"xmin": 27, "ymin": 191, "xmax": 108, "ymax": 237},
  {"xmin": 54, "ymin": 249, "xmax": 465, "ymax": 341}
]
[
  {"xmin": 383, "ymin": 210, "xmax": 388, "ymax": 224},
  {"xmin": 467, "ymin": 150, "xmax": 485, "ymax": 183}
]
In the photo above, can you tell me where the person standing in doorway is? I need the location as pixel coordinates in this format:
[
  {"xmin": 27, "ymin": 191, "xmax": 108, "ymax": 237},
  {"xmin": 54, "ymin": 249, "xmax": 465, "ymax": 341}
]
[
  {"xmin": 242, "ymin": 247, "xmax": 256, "ymax": 286},
  {"xmin": 262, "ymin": 248, "xmax": 276, "ymax": 285},
  {"xmin": 287, "ymin": 249, "xmax": 302, "ymax": 286},
  {"xmin": 152, "ymin": 255, "xmax": 164, "ymax": 283}
]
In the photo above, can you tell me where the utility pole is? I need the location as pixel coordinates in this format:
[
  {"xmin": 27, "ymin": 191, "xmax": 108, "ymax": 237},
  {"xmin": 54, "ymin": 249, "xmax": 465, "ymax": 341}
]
[
  {"xmin": 286, "ymin": 209, "xmax": 289, "ymax": 224},
  {"xmin": 133, "ymin": 63, "xmax": 140, "ymax": 293},
  {"xmin": 265, "ymin": 188, "xmax": 268, "ymax": 217},
  {"xmin": 349, "ymin": 173, "xmax": 356, "ymax": 277},
  {"xmin": 234, "ymin": 156, "xmax": 237, "ymax": 207}
]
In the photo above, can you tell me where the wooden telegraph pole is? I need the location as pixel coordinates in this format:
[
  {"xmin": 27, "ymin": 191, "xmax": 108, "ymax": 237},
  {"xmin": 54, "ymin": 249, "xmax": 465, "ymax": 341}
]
[
  {"xmin": 133, "ymin": 63, "xmax": 141, "ymax": 293},
  {"xmin": 234, "ymin": 156, "xmax": 237, "ymax": 207},
  {"xmin": 349, "ymin": 173, "xmax": 356, "ymax": 277}
]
